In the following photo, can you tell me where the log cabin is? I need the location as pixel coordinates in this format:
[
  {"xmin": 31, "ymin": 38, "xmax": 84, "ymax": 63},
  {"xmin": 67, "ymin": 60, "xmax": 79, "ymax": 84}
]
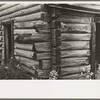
[{"xmin": 0, "ymin": 3, "xmax": 100, "ymax": 79}]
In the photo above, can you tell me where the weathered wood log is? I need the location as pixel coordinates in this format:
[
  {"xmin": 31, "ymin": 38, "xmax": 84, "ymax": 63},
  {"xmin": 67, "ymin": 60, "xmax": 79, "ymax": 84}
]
[
  {"xmin": 57, "ymin": 15, "xmax": 92, "ymax": 23},
  {"xmin": 14, "ymin": 20, "xmax": 50, "ymax": 30},
  {"xmin": 61, "ymin": 57, "xmax": 89, "ymax": 67},
  {"xmin": 61, "ymin": 65, "xmax": 88, "ymax": 76},
  {"xmin": 33, "ymin": 42, "xmax": 50, "ymax": 52},
  {"xmin": 60, "ymin": 74, "xmax": 82, "ymax": 79},
  {"xmin": 33, "ymin": 52, "xmax": 51, "ymax": 60},
  {"xmin": 61, "ymin": 33, "xmax": 91, "ymax": 41},
  {"xmin": 14, "ymin": 29, "xmax": 37, "ymax": 35},
  {"xmin": 0, "ymin": 5, "xmax": 47, "ymax": 21},
  {"xmin": 61, "ymin": 50, "xmax": 90, "ymax": 58},
  {"xmin": 15, "ymin": 34, "xmax": 50, "ymax": 43},
  {"xmin": 37, "ymin": 69, "xmax": 50, "ymax": 79},
  {"xmin": 14, "ymin": 12, "xmax": 49, "ymax": 22},
  {"xmin": 60, "ymin": 23, "xmax": 91, "ymax": 33},
  {"xmin": 33, "ymin": 41, "xmax": 89, "ymax": 52},
  {"xmin": 14, "ymin": 43, "xmax": 34, "ymax": 51},
  {"xmin": 33, "ymin": 50, "xmax": 90, "ymax": 60},
  {"xmin": 14, "ymin": 49, "xmax": 35, "ymax": 59},
  {"xmin": 15, "ymin": 56, "xmax": 40, "ymax": 68},
  {"xmin": 40, "ymin": 57, "xmax": 89, "ymax": 69},
  {"xmin": 0, "ymin": 4, "xmax": 19, "ymax": 12},
  {"xmin": 0, "ymin": 4, "xmax": 39, "ymax": 17},
  {"xmin": 61, "ymin": 41, "xmax": 90, "ymax": 50}
]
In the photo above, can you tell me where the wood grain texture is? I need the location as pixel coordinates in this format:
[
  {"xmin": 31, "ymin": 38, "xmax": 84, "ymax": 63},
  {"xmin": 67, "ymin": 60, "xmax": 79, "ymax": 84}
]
[
  {"xmin": 57, "ymin": 15, "xmax": 92, "ymax": 23},
  {"xmin": 60, "ymin": 73, "xmax": 82, "ymax": 79},
  {"xmin": 0, "ymin": 4, "xmax": 39, "ymax": 17},
  {"xmin": 61, "ymin": 65, "xmax": 87, "ymax": 76},
  {"xmin": 0, "ymin": 5, "xmax": 47, "ymax": 21},
  {"xmin": 60, "ymin": 23, "xmax": 91, "ymax": 33},
  {"xmin": 15, "ymin": 33, "xmax": 50, "ymax": 43},
  {"xmin": 61, "ymin": 33, "xmax": 91, "ymax": 41},
  {"xmin": 14, "ymin": 43, "xmax": 33, "ymax": 51},
  {"xmin": 14, "ymin": 20, "xmax": 50, "ymax": 30},
  {"xmin": 15, "ymin": 56, "xmax": 39, "ymax": 67},
  {"xmin": 33, "ymin": 41, "xmax": 90, "ymax": 52},
  {"xmin": 14, "ymin": 12, "xmax": 49, "ymax": 22},
  {"xmin": 40, "ymin": 57, "xmax": 89, "ymax": 69},
  {"xmin": 34, "ymin": 50, "xmax": 90, "ymax": 60},
  {"xmin": 14, "ymin": 49, "xmax": 35, "ymax": 59}
]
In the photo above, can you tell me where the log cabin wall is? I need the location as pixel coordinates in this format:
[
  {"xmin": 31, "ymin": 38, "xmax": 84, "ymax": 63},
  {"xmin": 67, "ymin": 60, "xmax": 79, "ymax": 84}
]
[
  {"xmin": 0, "ymin": 4, "xmax": 51, "ymax": 79},
  {"xmin": 55, "ymin": 9, "xmax": 93, "ymax": 79},
  {"xmin": 0, "ymin": 4, "xmax": 97, "ymax": 79}
]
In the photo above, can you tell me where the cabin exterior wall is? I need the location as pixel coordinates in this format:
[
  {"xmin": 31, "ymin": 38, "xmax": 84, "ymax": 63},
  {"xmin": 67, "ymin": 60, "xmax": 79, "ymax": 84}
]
[{"xmin": 0, "ymin": 4, "xmax": 97, "ymax": 79}]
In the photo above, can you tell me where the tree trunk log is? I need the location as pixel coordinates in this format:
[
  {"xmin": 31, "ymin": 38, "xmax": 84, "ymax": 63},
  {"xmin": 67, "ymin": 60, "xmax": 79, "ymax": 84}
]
[
  {"xmin": 14, "ymin": 43, "xmax": 34, "ymax": 51},
  {"xmin": 60, "ymin": 74, "xmax": 82, "ymax": 79},
  {"xmin": 61, "ymin": 65, "xmax": 87, "ymax": 76},
  {"xmin": 61, "ymin": 33, "xmax": 91, "ymax": 41},
  {"xmin": 33, "ymin": 42, "xmax": 50, "ymax": 52},
  {"xmin": 0, "ymin": 4, "xmax": 39, "ymax": 17},
  {"xmin": 14, "ymin": 12, "xmax": 49, "ymax": 22},
  {"xmin": 57, "ymin": 15, "xmax": 92, "ymax": 23},
  {"xmin": 61, "ymin": 41, "xmax": 90, "ymax": 50},
  {"xmin": 60, "ymin": 23, "xmax": 91, "ymax": 33},
  {"xmin": 0, "ymin": 4, "xmax": 19, "ymax": 12},
  {"xmin": 14, "ymin": 29, "xmax": 37, "ymax": 35},
  {"xmin": 15, "ymin": 56, "xmax": 39, "ymax": 68},
  {"xmin": 14, "ymin": 20, "xmax": 49, "ymax": 30},
  {"xmin": 15, "ymin": 33, "xmax": 50, "ymax": 43},
  {"xmin": 0, "ymin": 5, "xmax": 47, "ymax": 21},
  {"xmin": 14, "ymin": 49, "xmax": 35, "ymax": 59},
  {"xmin": 61, "ymin": 57, "xmax": 89, "ymax": 67}
]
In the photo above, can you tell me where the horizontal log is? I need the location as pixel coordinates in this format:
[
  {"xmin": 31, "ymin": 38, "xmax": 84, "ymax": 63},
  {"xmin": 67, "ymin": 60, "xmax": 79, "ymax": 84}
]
[
  {"xmin": 61, "ymin": 57, "xmax": 89, "ymax": 67},
  {"xmin": 14, "ymin": 12, "xmax": 49, "ymax": 22},
  {"xmin": 14, "ymin": 29, "xmax": 37, "ymax": 35},
  {"xmin": 15, "ymin": 56, "xmax": 40, "ymax": 68},
  {"xmin": 14, "ymin": 20, "xmax": 50, "ymax": 30},
  {"xmin": 0, "ymin": 5, "xmax": 46, "ymax": 21},
  {"xmin": 14, "ymin": 43, "xmax": 34, "ymax": 51},
  {"xmin": 0, "ymin": 4, "xmax": 19, "ymax": 12},
  {"xmin": 40, "ymin": 57, "xmax": 89, "ymax": 69},
  {"xmin": 61, "ymin": 65, "xmax": 88, "ymax": 76},
  {"xmin": 0, "ymin": 4, "xmax": 39, "ymax": 17},
  {"xmin": 61, "ymin": 41, "xmax": 90, "ymax": 50},
  {"xmin": 33, "ymin": 52, "xmax": 51, "ymax": 60},
  {"xmin": 57, "ymin": 15, "xmax": 92, "ymax": 23},
  {"xmin": 60, "ymin": 23, "xmax": 91, "ymax": 33},
  {"xmin": 14, "ymin": 49, "xmax": 35, "ymax": 59},
  {"xmin": 15, "ymin": 34, "xmax": 50, "ymax": 43},
  {"xmin": 33, "ymin": 42, "xmax": 50, "ymax": 52},
  {"xmin": 33, "ymin": 41, "xmax": 89, "ymax": 52},
  {"xmin": 60, "ymin": 74, "xmax": 82, "ymax": 79},
  {"xmin": 61, "ymin": 50, "xmax": 90, "ymax": 58},
  {"xmin": 37, "ymin": 69, "xmax": 50, "ymax": 79},
  {"xmin": 61, "ymin": 33, "xmax": 91, "ymax": 41},
  {"xmin": 34, "ymin": 50, "xmax": 90, "ymax": 60}
]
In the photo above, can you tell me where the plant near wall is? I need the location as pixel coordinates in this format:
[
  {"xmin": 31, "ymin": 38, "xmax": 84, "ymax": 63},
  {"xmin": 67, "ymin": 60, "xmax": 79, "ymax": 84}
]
[
  {"xmin": 0, "ymin": 57, "xmax": 38, "ymax": 79},
  {"xmin": 79, "ymin": 65, "xmax": 94, "ymax": 79}
]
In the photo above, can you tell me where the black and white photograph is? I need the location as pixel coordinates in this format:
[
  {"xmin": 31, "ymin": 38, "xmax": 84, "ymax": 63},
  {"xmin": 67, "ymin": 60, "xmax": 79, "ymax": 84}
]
[
  {"xmin": 0, "ymin": 2, "xmax": 100, "ymax": 80},
  {"xmin": 0, "ymin": 1, "xmax": 100, "ymax": 99}
]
